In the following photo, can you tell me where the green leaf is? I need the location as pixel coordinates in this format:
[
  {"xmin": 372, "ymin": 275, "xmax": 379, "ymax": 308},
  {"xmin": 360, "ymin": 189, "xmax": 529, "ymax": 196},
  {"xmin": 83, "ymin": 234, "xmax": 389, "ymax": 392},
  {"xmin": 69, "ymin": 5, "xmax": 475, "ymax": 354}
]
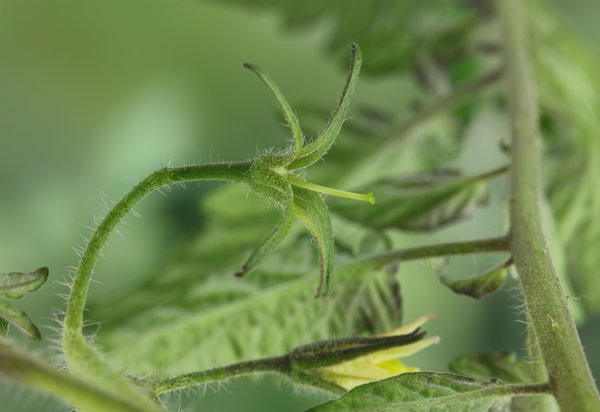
[
  {"xmin": 0, "ymin": 301, "xmax": 41, "ymax": 341},
  {"xmin": 243, "ymin": 63, "xmax": 304, "ymax": 153},
  {"xmin": 449, "ymin": 352, "xmax": 537, "ymax": 384},
  {"xmin": 439, "ymin": 259, "xmax": 510, "ymax": 299},
  {"xmin": 98, "ymin": 263, "xmax": 400, "ymax": 376},
  {"xmin": 288, "ymin": 43, "xmax": 362, "ymax": 170},
  {"xmin": 93, "ymin": 185, "xmax": 401, "ymax": 376},
  {"xmin": 292, "ymin": 187, "xmax": 334, "ymax": 296},
  {"xmin": 309, "ymin": 372, "xmax": 510, "ymax": 411},
  {"xmin": 0, "ymin": 267, "xmax": 49, "ymax": 299},
  {"xmin": 331, "ymin": 171, "xmax": 489, "ymax": 231}
]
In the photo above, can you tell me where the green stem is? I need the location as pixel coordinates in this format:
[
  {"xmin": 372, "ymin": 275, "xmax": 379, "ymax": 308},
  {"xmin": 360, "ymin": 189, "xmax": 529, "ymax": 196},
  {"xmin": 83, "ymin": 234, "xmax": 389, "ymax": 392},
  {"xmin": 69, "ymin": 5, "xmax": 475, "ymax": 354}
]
[
  {"xmin": 0, "ymin": 341, "xmax": 145, "ymax": 412},
  {"xmin": 365, "ymin": 236, "xmax": 510, "ymax": 268},
  {"xmin": 473, "ymin": 164, "xmax": 509, "ymax": 181},
  {"xmin": 62, "ymin": 161, "xmax": 252, "ymax": 407},
  {"xmin": 64, "ymin": 161, "xmax": 250, "ymax": 335},
  {"xmin": 497, "ymin": 1, "xmax": 600, "ymax": 411},
  {"xmin": 152, "ymin": 356, "xmax": 290, "ymax": 395}
]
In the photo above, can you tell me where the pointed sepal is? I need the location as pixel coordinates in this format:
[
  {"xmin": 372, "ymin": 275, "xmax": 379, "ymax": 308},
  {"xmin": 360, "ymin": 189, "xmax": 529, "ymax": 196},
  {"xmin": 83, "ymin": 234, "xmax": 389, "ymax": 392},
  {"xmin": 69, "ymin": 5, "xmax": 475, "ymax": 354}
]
[
  {"xmin": 235, "ymin": 198, "xmax": 295, "ymax": 277},
  {"xmin": 244, "ymin": 64, "xmax": 304, "ymax": 154},
  {"xmin": 292, "ymin": 187, "xmax": 334, "ymax": 296},
  {"xmin": 239, "ymin": 152, "xmax": 295, "ymax": 277},
  {"xmin": 288, "ymin": 43, "xmax": 362, "ymax": 170}
]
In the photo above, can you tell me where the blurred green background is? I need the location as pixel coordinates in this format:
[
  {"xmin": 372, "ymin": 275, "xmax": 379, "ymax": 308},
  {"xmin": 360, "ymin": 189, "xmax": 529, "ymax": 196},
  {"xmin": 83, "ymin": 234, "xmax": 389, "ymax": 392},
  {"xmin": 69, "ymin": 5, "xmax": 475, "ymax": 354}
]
[{"xmin": 0, "ymin": 0, "xmax": 598, "ymax": 411}]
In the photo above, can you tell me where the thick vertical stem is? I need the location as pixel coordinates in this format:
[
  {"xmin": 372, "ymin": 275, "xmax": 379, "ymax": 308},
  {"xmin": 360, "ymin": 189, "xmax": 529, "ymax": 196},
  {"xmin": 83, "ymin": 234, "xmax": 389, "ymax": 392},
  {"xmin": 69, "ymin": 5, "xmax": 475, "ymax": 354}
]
[{"xmin": 497, "ymin": 0, "xmax": 600, "ymax": 410}]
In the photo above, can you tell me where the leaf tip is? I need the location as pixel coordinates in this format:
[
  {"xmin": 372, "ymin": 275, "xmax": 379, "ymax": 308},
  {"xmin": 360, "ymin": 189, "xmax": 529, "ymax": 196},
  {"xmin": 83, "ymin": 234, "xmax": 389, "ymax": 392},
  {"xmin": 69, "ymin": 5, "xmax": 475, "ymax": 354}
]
[
  {"xmin": 36, "ymin": 267, "xmax": 49, "ymax": 279},
  {"xmin": 30, "ymin": 325, "xmax": 42, "ymax": 341}
]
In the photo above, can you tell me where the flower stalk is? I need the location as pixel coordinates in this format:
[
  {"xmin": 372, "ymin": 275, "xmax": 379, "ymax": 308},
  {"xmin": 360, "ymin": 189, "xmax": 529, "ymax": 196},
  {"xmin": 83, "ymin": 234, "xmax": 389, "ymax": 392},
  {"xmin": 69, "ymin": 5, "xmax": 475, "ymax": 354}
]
[{"xmin": 151, "ymin": 320, "xmax": 437, "ymax": 396}]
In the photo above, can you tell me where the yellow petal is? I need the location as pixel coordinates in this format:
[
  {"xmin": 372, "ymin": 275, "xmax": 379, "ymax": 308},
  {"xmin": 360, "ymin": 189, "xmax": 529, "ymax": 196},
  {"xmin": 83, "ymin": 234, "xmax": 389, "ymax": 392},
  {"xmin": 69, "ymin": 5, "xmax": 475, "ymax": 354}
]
[
  {"xmin": 323, "ymin": 360, "xmax": 418, "ymax": 390},
  {"xmin": 377, "ymin": 313, "xmax": 436, "ymax": 337},
  {"xmin": 359, "ymin": 336, "xmax": 441, "ymax": 364}
]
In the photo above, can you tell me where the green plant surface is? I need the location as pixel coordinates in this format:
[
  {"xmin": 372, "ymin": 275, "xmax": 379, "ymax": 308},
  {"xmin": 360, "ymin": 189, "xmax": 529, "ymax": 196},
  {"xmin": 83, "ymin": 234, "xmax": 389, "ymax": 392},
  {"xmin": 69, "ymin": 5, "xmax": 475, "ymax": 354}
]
[
  {"xmin": 310, "ymin": 372, "xmax": 550, "ymax": 411},
  {"xmin": 1, "ymin": 0, "xmax": 600, "ymax": 411}
]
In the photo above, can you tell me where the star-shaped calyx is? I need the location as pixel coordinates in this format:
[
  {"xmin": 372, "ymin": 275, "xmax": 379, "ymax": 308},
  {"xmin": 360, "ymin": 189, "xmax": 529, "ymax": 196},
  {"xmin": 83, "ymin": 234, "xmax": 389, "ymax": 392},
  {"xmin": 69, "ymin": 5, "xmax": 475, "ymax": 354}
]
[{"xmin": 236, "ymin": 43, "xmax": 374, "ymax": 296}]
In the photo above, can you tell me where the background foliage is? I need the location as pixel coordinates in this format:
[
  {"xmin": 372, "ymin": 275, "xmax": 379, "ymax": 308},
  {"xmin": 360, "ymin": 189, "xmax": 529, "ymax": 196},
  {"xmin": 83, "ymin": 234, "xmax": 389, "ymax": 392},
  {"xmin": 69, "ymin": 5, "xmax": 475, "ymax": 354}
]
[{"xmin": 0, "ymin": 0, "xmax": 598, "ymax": 410}]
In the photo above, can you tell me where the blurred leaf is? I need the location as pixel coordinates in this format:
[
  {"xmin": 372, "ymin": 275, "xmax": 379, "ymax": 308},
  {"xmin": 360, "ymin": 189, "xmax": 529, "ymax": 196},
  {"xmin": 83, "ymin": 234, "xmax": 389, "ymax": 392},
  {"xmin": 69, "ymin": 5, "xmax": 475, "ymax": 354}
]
[
  {"xmin": 0, "ymin": 267, "xmax": 49, "ymax": 299},
  {"xmin": 309, "ymin": 372, "xmax": 510, "ymax": 411},
  {"xmin": 530, "ymin": 1, "xmax": 600, "ymax": 312},
  {"xmin": 211, "ymin": 0, "xmax": 485, "ymax": 77},
  {"xmin": 94, "ymin": 185, "xmax": 401, "ymax": 375},
  {"xmin": 294, "ymin": 103, "xmax": 393, "ymax": 139},
  {"xmin": 449, "ymin": 352, "xmax": 536, "ymax": 384},
  {"xmin": 0, "ymin": 302, "xmax": 41, "ymax": 341},
  {"xmin": 439, "ymin": 258, "xmax": 510, "ymax": 299},
  {"xmin": 331, "ymin": 170, "xmax": 489, "ymax": 231}
]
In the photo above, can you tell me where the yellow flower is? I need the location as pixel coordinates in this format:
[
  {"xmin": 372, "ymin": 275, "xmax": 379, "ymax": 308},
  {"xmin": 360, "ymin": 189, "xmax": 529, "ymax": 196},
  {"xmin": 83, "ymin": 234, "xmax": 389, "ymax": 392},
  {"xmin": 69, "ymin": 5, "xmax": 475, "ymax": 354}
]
[{"xmin": 318, "ymin": 315, "xmax": 440, "ymax": 390}]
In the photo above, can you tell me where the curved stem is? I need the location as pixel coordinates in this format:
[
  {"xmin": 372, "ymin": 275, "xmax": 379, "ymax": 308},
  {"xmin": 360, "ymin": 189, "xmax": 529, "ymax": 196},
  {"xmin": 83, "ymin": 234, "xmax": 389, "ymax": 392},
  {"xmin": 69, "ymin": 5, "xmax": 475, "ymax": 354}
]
[
  {"xmin": 0, "ymin": 341, "xmax": 145, "ymax": 412},
  {"xmin": 497, "ymin": 1, "xmax": 600, "ymax": 410},
  {"xmin": 365, "ymin": 236, "xmax": 510, "ymax": 268},
  {"xmin": 61, "ymin": 161, "xmax": 252, "ymax": 407},
  {"xmin": 64, "ymin": 161, "xmax": 251, "ymax": 336}
]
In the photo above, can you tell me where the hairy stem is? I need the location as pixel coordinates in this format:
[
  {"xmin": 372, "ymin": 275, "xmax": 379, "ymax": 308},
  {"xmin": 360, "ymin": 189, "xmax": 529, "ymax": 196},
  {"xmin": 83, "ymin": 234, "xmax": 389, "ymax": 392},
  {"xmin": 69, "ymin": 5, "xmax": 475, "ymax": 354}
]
[
  {"xmin": 366, "ymin": 236, "xmax": 510, "ymax": 268},
  {"xmin": 152, "ymin": 356, "xmax": 290, "ymax": 395},
  {"xmin": 64, "ymin": 161, "xmax": 251, "ymax": 335},
  {"xmin": 62, "ymin": 161, "xmax": 252, "ymax": 407},
  {"xmin": 0, "ymin": 341, "xmax": 145, "ymax": 412},
  {"xmin": 497, "ymin": 0, "xmax": 600, "ymax": 410}
]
